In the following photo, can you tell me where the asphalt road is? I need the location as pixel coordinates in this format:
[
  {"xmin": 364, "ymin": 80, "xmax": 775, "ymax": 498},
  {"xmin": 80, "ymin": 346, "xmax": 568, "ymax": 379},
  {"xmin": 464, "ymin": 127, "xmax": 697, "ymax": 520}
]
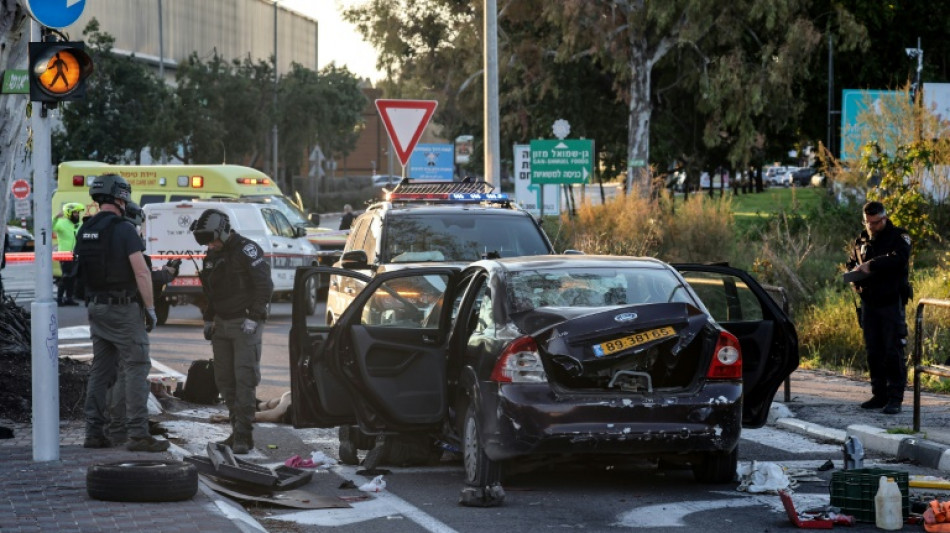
[{"xmin": 3, "ymin": 260, "xmax": 948, "ymax": 532}]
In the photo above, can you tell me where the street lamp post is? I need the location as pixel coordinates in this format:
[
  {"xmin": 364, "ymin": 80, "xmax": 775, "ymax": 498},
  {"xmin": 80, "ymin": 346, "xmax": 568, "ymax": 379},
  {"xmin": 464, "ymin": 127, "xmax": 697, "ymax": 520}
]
[
  {"xmin": 273, "ymin": 1, "xmax": 279, "ymax": 185},
  {"xmin": 905, "ymin": 38, "xmax": 923, "ymax": 142}
]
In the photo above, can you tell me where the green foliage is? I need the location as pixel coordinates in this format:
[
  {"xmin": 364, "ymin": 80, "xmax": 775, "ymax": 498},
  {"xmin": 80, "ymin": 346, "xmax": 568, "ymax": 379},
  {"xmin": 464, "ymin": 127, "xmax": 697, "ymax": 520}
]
[
  {"xmin": 861, "ymin": 141, "xmax": 939, "ymax": 252},
  {"xmin": 54, "ymin": 19, "xmax": 172, "ymax": 163}
]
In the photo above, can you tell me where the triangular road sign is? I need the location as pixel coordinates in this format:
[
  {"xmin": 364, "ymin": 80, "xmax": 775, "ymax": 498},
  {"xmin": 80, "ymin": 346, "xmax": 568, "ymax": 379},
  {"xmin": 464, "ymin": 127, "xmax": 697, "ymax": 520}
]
[{"xmin": 375, "ymin": 99, "xmax": 438, "ymax": 167}]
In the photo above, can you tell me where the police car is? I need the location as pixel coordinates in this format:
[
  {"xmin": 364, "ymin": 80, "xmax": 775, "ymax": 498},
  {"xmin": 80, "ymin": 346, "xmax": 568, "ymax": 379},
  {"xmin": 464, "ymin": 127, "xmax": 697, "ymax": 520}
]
[{"xmin": 142, "ymin": 200, "xmax": 321, "ymax": 325}]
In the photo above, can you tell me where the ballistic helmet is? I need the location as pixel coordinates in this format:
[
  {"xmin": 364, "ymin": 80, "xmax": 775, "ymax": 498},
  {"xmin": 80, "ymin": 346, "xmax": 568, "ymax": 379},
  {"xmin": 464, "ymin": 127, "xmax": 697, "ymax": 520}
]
[
  {"xmin": 63, "ymin": 202, "xmax": 84, "ymax": 217},
  {"xmin": 190, "ymin": 209, "xmax": 231, "ymax": 245},
  {"xmin": 124, "ymin": 201, "xmax": 145, "ymax": 226},
  {"xmin": 89, "ymin": 173, "xmax": 132, "ymax": 205}
]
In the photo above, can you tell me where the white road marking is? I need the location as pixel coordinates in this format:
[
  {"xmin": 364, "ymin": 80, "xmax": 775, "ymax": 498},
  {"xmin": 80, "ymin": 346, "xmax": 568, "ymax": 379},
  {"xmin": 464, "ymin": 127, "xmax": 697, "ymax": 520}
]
[
  {"xmin": 268, "ymin": 465, "xmax": 458, "ymax": 531},
  {"xmin": 613, "ymin": 491, "xmax": 831, "ymax": 527}
]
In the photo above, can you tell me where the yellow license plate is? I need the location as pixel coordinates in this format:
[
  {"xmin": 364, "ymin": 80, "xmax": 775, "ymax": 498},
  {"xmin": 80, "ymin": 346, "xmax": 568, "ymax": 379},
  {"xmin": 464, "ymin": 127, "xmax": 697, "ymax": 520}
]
[{"xmin": 593, "ymin": 326, "xmax": 676, "ymax": 357}]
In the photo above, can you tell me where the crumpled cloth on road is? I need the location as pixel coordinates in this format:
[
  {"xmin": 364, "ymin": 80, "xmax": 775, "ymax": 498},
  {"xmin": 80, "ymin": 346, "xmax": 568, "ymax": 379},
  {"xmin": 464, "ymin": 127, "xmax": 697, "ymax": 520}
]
[
  {"xmin": 736, "ymin": 461, "xmax": 796, "ymax": 493},
  {"xmin": 284, "ymin": 451, "xmax": 340, "ymax": 469},
  {"xmin": 359, "ymin": 475, "xmax": 386, "ymax": 493}
]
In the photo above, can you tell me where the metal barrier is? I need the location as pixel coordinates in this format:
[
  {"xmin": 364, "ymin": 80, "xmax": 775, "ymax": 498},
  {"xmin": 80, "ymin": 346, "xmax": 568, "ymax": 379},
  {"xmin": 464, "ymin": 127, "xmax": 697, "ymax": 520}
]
[{"xmin": 912, "ymin": 297, "xmax": 950, "ymax": 432}]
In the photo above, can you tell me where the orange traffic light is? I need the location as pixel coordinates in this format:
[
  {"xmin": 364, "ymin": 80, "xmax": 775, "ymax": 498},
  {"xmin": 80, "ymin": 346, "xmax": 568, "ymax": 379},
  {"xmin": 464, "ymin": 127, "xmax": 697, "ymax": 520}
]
[{"xmin": 29, "ymin": 41, "xmax": 93, "ymax": 102}]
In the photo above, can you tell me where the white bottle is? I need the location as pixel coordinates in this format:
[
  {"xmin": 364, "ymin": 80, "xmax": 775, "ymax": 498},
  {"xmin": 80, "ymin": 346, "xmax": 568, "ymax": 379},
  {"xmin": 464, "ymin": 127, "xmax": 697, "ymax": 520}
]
[{"xmin": 874, "ymin": 476, "xmax": 902, "ymax": 530}]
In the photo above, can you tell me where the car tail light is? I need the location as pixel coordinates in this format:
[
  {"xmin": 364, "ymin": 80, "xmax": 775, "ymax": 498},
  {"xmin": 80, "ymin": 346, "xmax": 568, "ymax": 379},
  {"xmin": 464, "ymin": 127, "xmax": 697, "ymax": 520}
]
[
  {"xmin": 490, "ymin": 336, "xmax": 546, "ymax": 383},
  {"xmin": 706, "ymin": 331, "xmax": 742, "ymax": 380}
]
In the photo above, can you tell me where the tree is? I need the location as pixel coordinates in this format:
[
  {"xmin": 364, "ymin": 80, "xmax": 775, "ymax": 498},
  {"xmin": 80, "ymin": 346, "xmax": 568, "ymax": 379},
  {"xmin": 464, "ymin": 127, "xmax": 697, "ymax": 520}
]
[
  {"xmin": 53, "ymin": 20, "xmax": 171, "ymax": 163},
  {"xmin": 0, "ymin": 1, "xmax": 30, "ymax": 228}
]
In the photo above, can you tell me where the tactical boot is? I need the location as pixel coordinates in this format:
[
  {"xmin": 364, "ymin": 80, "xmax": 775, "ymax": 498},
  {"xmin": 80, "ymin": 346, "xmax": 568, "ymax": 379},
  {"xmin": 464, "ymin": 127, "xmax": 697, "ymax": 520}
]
[
  {"xmin": 232, "ymin": 435, "xmax": 254, "ymax": 455},
  {"xmin": 83, "ymin": 435, "xmax": 112, "ymax": 449},
  {"xmin": 216, "ymin": 433, "xmax": 235, "ymax": 447},
  {"xmin": 127, "ymin": 436, "xmax": 170, "ymax": 452}
]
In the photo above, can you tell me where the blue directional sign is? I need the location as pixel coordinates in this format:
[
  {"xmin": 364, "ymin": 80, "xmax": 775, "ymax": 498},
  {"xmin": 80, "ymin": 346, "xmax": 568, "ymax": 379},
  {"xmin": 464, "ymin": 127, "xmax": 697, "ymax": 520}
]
[
  {"xmin": 408, "ymin": 143, "xmax": 454, "ymax": 181},
  {"xmin": 24, "ymin": 0, "xmax": 86, "ymax": 29}
]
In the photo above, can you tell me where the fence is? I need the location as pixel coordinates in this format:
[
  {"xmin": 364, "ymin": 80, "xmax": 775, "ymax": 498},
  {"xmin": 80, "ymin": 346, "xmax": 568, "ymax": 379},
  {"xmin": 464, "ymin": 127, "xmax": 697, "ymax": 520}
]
[{"xmin": 912, "ymin": 297, "xmax": 950, "ymax": 432}]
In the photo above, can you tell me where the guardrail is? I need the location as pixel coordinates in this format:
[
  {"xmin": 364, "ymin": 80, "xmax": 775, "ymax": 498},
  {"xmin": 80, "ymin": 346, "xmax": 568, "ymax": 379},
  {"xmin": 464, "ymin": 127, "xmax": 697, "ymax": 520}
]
[{"xmin": 913, "ymin": 297, "xmax": 950, "ymax": 432}]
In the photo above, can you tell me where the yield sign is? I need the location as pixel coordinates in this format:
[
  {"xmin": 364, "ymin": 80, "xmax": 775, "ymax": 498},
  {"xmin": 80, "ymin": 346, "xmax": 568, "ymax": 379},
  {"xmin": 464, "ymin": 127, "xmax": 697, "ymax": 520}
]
[{"xmin": 375, "ymin": 99, "xmax": 438, "ymax": 167}]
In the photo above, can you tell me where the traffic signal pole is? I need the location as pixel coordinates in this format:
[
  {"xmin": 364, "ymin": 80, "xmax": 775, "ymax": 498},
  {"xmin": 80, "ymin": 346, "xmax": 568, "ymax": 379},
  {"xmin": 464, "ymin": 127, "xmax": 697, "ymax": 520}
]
[{"xmin": 30, "ymin": 19, "xmax": 60, "ymax": 462}]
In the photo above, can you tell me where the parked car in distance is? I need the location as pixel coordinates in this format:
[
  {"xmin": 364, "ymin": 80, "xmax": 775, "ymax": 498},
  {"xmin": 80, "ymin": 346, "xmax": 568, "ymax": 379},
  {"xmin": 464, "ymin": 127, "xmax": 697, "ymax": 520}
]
[
  {"xmin": 289, "ymin": 256, "xmax": 799, "ymax": 492},
  {"xmin": 372, "ymin": 174, "xmax": 402, "ymax": 187},
  {"xmin": 764, "ymin": 166, "xmax": 787, "ymax": 187},
  {"xmin": 5, "ymin": 226, "xmax": 34, "ymax": 252},
  {"xmin": 791, "ymin": 167, "xmax": 819, "ymax": 187}
]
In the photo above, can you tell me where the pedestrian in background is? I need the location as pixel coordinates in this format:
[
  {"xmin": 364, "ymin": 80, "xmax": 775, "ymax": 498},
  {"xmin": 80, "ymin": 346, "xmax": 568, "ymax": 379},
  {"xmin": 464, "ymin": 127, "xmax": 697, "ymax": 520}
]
[
  {"xmin": 53, "ymin": 202, "xmax": 84, "ymax": 306},
  {"xmin": 191, "ymin": 209, "xmax": 272, "ymax": 454},
  {"xmin": 339, "ymin": 204, "xmax": 354, "ymax": 230},
  {"xmin": 104, "ymin": 201, "xmax": 180, "ymax": 446},
  {"xmin": 846, "ymin": 201, "xmax": 912, "ymax": 415},
  {"xmin": 75, "ymin": 174, "xmax": 167, "ymax": 451}
]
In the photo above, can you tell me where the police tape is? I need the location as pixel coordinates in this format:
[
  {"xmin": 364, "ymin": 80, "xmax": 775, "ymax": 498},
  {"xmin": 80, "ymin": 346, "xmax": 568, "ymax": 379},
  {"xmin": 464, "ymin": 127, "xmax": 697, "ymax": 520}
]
[{"xmin": 4, "ymin": 252, "xmax": 207, "ymax": 263}]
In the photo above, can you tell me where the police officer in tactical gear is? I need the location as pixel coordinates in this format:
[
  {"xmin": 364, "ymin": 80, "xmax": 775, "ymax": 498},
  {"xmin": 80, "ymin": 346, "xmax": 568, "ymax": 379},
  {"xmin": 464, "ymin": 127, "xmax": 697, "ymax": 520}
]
[
  {"xmin": 76, "ymin": 174, "xmax": 169, "ymax": 451},
  {"xmin": 192, "ymin": 209, "xmax": 272, "ymax": 454},
  {"xmin": 846, "ymin": 201, "xmax": 912, "ymax": 415},
  {"xmin": 104, "ymin": 201, "xmax": 181, "ymax": 446}
]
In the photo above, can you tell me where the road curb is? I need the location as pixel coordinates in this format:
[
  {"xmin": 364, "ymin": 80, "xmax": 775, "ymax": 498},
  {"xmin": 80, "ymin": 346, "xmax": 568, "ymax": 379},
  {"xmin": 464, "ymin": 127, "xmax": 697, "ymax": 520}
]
[
  {"xmin": 772, "ymin": 407, "xmax": 950, "ymax": 473},
  {"xmin": 773, "ymin": 417, "xmax": 848, "ymax": 443}
]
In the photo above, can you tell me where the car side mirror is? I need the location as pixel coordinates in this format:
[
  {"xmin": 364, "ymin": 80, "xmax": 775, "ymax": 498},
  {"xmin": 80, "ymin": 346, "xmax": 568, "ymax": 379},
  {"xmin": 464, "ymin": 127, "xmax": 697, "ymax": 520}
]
[
  {"xmin": 308, "ymin": 213, "xmax": 320, "ymax": 226},
  {"xmin": 294, "ymin": 226, "xmax": 308, "ymax": 238},
  {"xmin": 341, "ymin": 250, "xmax": 368, "ymax": 269}
]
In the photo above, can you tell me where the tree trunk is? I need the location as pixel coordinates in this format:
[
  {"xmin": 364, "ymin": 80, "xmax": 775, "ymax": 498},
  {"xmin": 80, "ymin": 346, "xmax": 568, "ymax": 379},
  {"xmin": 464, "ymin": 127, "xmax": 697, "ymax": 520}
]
[
  {"xmin": 624, "ymin": 44, "xmax": 652, "ymax": 197},
  {"xmin": 0, "ymin": 2, "xmax": 30, "ymax": 235}
]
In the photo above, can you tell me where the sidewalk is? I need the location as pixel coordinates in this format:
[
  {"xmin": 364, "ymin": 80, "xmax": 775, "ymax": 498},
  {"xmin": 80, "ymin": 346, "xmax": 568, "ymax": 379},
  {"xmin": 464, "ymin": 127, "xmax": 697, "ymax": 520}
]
[
  {"xmin": 773, "ymin": 368, "xmax": 950, "ymax": 471},
  {"xmin": 0, "ymin": 420, "xmax": 262, "ymax": 533}
]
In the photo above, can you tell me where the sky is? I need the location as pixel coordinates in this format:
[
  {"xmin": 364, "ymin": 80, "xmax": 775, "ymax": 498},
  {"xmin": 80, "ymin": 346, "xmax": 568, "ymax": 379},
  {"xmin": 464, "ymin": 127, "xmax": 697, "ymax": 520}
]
[{"xmin": 280, "ymin": 0, "xmax": 384, "ymax": 81}]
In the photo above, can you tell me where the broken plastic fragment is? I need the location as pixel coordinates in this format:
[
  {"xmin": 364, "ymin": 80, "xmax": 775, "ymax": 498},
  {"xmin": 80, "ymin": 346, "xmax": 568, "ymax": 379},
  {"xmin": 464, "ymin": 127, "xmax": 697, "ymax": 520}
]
[{"xmin": 359, "ymin": 475, "xmax": 386, "ymax": 492}]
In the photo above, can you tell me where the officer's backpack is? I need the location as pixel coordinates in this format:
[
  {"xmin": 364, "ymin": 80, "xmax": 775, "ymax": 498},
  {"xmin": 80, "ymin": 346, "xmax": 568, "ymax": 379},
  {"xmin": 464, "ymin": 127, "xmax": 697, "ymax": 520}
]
[{"xmin": 180, "ymin": 359, "xmax": 219, "ymax": 404}]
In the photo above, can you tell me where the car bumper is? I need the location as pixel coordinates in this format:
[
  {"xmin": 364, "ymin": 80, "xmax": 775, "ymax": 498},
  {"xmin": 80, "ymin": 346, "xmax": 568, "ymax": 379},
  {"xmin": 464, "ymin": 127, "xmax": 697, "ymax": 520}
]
[{"xmin": 479, "ymin": 381, "xmax": 743, "ymax": 461}]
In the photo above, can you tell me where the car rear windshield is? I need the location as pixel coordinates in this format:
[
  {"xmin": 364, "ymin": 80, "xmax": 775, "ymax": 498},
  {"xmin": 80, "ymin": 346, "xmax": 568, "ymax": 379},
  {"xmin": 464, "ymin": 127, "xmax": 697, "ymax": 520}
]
[
  {"xmin": 505, "ymin": 266, "xmax": 695, "ymax": 313},
  {"xmin": 382, "ymin": 213, "xmax": 552, "ymax": 263}
]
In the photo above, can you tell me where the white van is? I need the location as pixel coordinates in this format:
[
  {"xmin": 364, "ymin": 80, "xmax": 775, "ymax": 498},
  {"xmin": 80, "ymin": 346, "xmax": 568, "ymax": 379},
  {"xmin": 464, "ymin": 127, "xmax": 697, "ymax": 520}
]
[{"xmin": 143, "ymin": 200, "xmax": 321, "ymax": 325}]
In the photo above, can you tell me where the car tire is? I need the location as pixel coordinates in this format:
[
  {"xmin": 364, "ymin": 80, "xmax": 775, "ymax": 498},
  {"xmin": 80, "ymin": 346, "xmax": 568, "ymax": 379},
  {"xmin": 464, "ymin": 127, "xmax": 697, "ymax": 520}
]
[
  {"xmin": 305, "ymin": 276, "xmax": 318, "ymax": 316},
  {"xmin": 155, "ymin": 299, "xmax": 170, "ymax": 326},
  {"xmin": 338, "ymin": 426, "xmax": 360, "ymax": 465},
  {"xmin": 692, "ymin": 447, "xmax": 738, "ymax": 484},
  {"xmin": 463, "ymin": 403, "xmax": 502, "ymax": 487},
  {"xmin": 87, "ymin": 460, "xmax": 198, "ymax": 502}
]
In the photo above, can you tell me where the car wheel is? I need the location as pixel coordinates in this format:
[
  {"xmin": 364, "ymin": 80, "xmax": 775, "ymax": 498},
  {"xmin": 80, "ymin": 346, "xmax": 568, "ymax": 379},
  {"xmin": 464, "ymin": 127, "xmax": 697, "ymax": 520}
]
[
  {"xmin": 463, "ymin": 403, "xmax": 502, "ymax": 486},
  {"xmin": 87, "ymin": 460, "xmax": 197, "ymax": 502},
  {"xmin": 305, "ymin": 276, "xmax": 318, "ymax": 316},
  {"xmin": 692, "ymin": 447, "xmax": 738, "ymax": 484},
  {"xmin": 338, "ymin": 426, "xmax": 360, "ymax": 465},
  {"xmin": 155, "ymin": 299, "xmax": 170, "ymax": 326}
]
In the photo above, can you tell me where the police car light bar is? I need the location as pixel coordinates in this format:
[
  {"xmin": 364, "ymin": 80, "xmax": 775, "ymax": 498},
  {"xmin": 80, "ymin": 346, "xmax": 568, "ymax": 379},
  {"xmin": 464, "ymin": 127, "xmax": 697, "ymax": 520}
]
[{"xmin": 387, "ymin": 192, "xmax": 509, "ymax": 203}]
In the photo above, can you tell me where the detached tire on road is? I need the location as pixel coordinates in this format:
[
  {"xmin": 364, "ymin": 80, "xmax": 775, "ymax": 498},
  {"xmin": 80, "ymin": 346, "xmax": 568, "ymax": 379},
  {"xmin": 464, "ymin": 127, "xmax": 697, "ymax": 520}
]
[{"xmin": 87, "ymin": 460, "xmax": 198, "ymax": 502}]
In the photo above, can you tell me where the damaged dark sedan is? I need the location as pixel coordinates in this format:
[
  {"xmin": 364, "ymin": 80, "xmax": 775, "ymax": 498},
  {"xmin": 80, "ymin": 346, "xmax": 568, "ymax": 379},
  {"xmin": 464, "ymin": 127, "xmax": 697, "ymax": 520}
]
[{"xmin": 288, "ymin": 256, "xmax": 798, "ymax": 488}]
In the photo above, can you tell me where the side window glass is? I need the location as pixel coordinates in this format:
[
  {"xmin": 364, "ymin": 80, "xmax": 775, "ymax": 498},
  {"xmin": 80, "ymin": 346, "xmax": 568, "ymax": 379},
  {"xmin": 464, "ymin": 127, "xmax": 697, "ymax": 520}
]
[
  {"xmin": 360, "ymin": 274, "xmax": 449, "ymax": 329},
  {"xmin": 474, "ymin": 283, "xmax": 493, "ymax": 333},
  {"xmin": 345, "ymin": 218, "xmax": 369, "ymax": 253},
  {"xmin": 140, "ymin": 194, "xmax": 165, "ymax": 206},
  {"xmin": 364, "ymin": 217, "xmax": 381, "ymax": 264},
  {"xmin": 271, "ymin": 211, "xmax": 296, "ymax": 238},
  {"xmin": 679, "ymin": 271, "xmax": 764, "ymax": 322},
  {"xmin": 260, "ymin": 209, "xmax": 280, "ymax": 236}
]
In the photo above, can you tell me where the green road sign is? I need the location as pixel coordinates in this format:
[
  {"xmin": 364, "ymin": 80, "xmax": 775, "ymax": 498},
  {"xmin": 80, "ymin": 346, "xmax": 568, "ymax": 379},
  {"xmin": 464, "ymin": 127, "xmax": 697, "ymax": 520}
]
[
  {"xmin": 530, "ymin": 139, "xmax": 594, "ymax": 184},
  {"xmin": 2, "ymin": 69, "xmax": 29, "ymax": 94}
]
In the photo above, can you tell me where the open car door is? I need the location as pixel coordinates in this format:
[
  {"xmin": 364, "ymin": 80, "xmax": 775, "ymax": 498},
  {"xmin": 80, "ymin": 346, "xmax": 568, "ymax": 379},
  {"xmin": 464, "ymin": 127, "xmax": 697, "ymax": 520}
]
[
  {"xmin": 289, "ymin": 266, "xmax": 372, "ymax": 428},
  {"xmin": 335, "ymin": 267, "xmax": 461, "ymax": 434},
  {"xmin": 674, "ymin": 264, "xmax": 799, "ymax": 428}
]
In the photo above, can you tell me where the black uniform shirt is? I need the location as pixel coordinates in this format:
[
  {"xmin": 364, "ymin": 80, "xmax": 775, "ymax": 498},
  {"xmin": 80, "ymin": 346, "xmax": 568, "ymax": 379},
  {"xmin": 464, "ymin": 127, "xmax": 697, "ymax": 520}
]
[
  {"xmin": 199, "ymin": 233, "xmax": 273, "ymax": 322},
  {"xmin": 846, "ymin": 220, "xmax": 911, "ymax": 307}
]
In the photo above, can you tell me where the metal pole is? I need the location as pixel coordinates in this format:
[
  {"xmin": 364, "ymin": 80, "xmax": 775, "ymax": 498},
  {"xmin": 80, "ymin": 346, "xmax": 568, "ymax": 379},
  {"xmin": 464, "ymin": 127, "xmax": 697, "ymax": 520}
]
[
  {"xmin": 483, "ymin": 0, "xmax": 500, "ymax": 189},
  {"xmin": 30, "ymin": 20, "xmax": 59, "ymax": 462},
  {"xmin": 272, "ymin": 1, "xmax": 279, "ymax": 183},
  {"xmin": 826, "ymin": 32, "xmax": 833, "ymax": 156},
  {"xmin": 157, "ymin": 0, "xmax": 164, "ymax": 80}
]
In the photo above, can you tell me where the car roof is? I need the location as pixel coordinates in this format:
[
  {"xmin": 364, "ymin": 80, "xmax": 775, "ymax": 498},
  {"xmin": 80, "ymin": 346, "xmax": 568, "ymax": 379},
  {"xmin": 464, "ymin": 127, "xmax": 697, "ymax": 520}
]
[
  {"xmin": 375, "ymin": 203, "xmax": 529, "ymax": 216},
  {"xmin": 472, "ymin": 254, "xmax": 672, "ymax": 272}
]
